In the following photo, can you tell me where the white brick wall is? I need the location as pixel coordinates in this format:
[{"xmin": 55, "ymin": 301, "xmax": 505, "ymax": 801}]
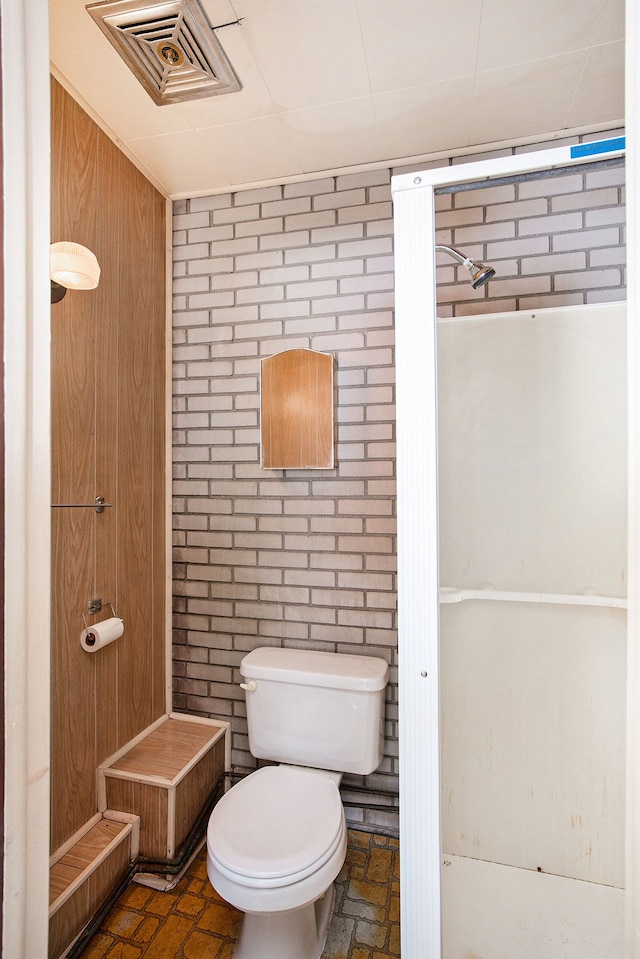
[
  {"xmin": 173, "ymin": 132, "xmax": 625, "ymax": 833},
  {"xmin": 433, "ymin": 147, "xmax": 625, "ymax": 317}
]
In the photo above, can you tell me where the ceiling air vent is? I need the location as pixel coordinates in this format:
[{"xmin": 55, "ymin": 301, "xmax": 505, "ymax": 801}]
[{"xmin": 86, "ymin": 0, "xmax": 242, "ymax": 105}]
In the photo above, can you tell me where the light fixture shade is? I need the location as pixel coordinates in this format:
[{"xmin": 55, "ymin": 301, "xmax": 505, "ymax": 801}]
[{"xmin": 50, "ymin": 241, "xmax": 101, "ymax": 290}]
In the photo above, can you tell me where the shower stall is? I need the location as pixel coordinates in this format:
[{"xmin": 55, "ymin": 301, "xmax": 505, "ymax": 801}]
[{"xmin": 392, "ymin": 140, "xmax": 628, "ymax": 957}]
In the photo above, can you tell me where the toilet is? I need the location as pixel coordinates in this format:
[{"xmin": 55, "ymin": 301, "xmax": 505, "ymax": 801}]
[{"xmin": 206, "ymin": 646, "xmax": 389, "ymax": 959}]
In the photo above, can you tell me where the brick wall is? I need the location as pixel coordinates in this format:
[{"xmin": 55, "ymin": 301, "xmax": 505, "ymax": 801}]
[
  {"xmin": 433, "ymin": 151, "xmax": 625, "ymax": 316},
  {"xmin": 172, "ymin": 131, "xmax": 625, "ymax": 834}
]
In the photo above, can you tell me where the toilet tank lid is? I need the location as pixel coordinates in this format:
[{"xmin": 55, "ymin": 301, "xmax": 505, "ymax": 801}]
[{"xmin": 241, "ymin": 647, "xmax": 389, "ymax": 691}]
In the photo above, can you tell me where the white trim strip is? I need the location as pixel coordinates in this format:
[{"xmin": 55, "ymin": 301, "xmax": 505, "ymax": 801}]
[
  {"xmin": 440, "ymin": 588, "xmax": 627, "ymax": 610},
  {"xmin": 394, "ymin": 176, "xmax": 442, "ymax": 958},
  {"xmin": 626, "ymin": 2, "xmax": 640, "ymax": 955},
  {"xmin": 2, "ymin": 1, "xmax": 52, "ymax": 954}
]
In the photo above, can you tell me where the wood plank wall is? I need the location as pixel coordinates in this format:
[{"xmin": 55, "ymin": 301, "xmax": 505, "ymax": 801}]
[{"xmin": 50, "ymin": 79, "xmax": 167, "ymax": 853}]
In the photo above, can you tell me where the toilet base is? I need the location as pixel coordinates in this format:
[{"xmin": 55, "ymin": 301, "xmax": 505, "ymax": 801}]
[{"xmin": 233, "ymin": 884, "xmax": 336, "ymax": 959}]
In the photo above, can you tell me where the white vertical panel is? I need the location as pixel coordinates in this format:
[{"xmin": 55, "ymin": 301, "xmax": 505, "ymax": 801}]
[
  {"xmin": 2, "ymin": 0, "xmax": 52, "ymax": 954},
  {"xmin": 437, "ymin": 306, "xmax": 627, "ymax": 597},
  {"xmin": 393, "ymin": 178, "xmax": 442, "ymax": 956},
  {"xmin": 442, "ymin": 856, "xmax": 624, "ymax": 959},
  {"xmin": 626, "ymin": 2, "xmax": 640, "ymax": 955},
  {"xmin": 441, "ymin": 601, "xmax": 626, "ymax": 888}
]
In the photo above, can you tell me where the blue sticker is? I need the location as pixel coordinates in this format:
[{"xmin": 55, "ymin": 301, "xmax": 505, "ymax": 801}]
[{"xmin": 570, "ymin": 137, "xmax": 626, "ymax": 159}]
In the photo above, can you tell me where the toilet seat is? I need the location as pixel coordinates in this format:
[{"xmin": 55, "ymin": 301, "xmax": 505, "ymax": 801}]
[{"xmin": 207, "ymin": 765, "xmax": 345, "ymax": 889}]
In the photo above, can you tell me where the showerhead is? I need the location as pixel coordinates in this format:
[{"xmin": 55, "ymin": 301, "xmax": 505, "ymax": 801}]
[
  {"xmin": 469, "ymin": 262, "xmax": 496, "ymax": 289},
  {"xmin": 435, "ymin": 244, "xmax": 496, "ymax": 289}
]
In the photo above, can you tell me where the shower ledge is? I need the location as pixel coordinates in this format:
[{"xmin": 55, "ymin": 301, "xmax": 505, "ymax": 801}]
[{"xmin": 439, "ymin": 586, "xmax": 627, "ymax": 609}]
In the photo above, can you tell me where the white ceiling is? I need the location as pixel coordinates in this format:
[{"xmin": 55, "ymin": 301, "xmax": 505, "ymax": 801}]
[{"xmin": 49, "ymin": 0, "xmax": 625, "ymax": 199}]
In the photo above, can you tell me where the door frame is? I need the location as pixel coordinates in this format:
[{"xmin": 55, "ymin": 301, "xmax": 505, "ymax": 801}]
[{"xmin": 1, "ymin": 0, "xmax": 51, "ymax": 954}]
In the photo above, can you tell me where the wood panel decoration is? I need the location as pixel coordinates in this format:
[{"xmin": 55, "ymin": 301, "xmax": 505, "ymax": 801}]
[
  {"xmin": 50, "ymin": 77, "xmax": 167, "ymax": 854},
  {"xmin": 261, "ymin": 348, "xmax": 335, "ymax": 469}
]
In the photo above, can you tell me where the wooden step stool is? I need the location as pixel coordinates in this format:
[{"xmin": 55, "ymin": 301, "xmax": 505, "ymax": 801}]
[{"xmin": 98, "ymin": 712, "xmax": 229, "ymax": 862}]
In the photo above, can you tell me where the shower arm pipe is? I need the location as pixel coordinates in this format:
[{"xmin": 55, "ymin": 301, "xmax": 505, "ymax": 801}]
[
  {"xmin": 440, "ymin": 586, "xmax": 628, "ymax": 610},
  {"xmin": 434, "ymin": 244, "xmax": 474, "ymax": 269},
  {"xmin": 434, "ymin": 243, "xmax": 495, "ymax": 288}
]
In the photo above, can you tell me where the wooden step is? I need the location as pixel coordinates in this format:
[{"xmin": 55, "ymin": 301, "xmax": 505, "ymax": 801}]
[
  {"xmin": 98, "ymin": 712, "xmax": 229, "ymax": 860},
  {"xmin": 49, "ymin": 811, "xmax": 139, "ymax": 958}
]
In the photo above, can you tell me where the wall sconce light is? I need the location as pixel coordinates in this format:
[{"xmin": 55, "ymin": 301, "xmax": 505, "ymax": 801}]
[{"xmin": 50, "ymin": 241, "xmax": 101, "ymax": 304}]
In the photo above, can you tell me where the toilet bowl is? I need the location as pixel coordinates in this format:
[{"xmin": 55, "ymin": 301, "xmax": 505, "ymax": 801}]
[{"xmin": 207, "ymin": 765, "xmax": 347, "ymax": 959}]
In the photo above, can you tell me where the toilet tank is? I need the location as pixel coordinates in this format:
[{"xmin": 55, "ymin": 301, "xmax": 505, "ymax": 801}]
[{"xmin": 240, "ymin": 647, "xmax": 389, "ymax": 775}]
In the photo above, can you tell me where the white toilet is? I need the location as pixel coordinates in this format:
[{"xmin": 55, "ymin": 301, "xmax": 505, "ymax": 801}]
[{"xmin": 206, "ymin": 646, "xmax": 389, "ymax": 959}]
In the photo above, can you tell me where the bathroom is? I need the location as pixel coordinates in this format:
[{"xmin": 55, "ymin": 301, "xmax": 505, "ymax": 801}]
[{"xmin": 4, "ymin": 1, "xmax": 640, "ymax": 957}]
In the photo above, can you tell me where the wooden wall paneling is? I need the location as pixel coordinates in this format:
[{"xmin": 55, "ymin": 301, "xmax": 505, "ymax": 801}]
[
  {"xmin": 49, "ymin": 299, "xmax": 96, "ymax": 507},
  {"xmin": 50, "ymin": 80, "xmax": 98, "ymax": 507},
  {"xmin": 93, "ymin": 131, "xmax": 122, "ymax": 764},
  {"xmin": 50, "ymin": 80, "xmax": 101, "ymax": 851},
  {"xmin": 50, "ymin": 78, "xmax": 167, "ymax": 864},
  {"xmin": 116, "ymin": 158, "xmax": 160, "ymax": 744},
  {"xmin": 151, "ymin": 193, "xmax": 167, "ymax": 718},
  {"xmin": 50, "ymin": 509, "xmax": 96, "ymax": 852},
  {"xmin": 50, "ymin": 80, "xmax": 97, "ymax": 254}
]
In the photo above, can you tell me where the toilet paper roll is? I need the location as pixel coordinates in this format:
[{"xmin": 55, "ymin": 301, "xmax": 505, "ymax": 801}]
[{"xmin": 80, "ymin": 616, "xmax": 124, "ymax": 653}]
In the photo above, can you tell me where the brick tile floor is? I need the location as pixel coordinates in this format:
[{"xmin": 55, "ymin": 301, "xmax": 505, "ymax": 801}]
[{"xmin": 80, "ymin": 830, "xmax": 400, "ymax": 959}]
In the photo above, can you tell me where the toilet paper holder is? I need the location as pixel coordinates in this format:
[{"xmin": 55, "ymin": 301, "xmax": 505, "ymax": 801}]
[{"xmin": 81, "ymin": 598, "xmax": 117, "ymax": 630}]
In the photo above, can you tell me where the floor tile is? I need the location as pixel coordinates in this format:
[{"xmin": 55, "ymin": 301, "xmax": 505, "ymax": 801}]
[{"xmin": 80, "ymin": 830, "xmax": 399, "ymax": 958}]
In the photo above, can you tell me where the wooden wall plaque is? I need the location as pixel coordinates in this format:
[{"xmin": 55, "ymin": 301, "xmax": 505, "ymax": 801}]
[{"xmin": 261, "ymin": 348, "xmax": 334, "ymax": 469}]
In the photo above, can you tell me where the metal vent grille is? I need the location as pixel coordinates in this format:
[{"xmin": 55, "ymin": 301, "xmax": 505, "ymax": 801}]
[{"xmin": 86, "ymin": 0, "xmax": 242, "ymax": 105}]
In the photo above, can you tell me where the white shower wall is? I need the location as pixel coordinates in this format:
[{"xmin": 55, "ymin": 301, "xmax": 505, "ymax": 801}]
[
  {"xmin": 437, "ymin": 302, "xmax": 626, "ymax": 956},
  {"xmin": 437, "ymin": 305, "xmax": 627, "ymax": 596}
]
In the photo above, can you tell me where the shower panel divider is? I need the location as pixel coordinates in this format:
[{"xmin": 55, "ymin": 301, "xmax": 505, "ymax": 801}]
[{"xmin": 391, "ymin": 138, "xmax": 627, "ymax": 958}]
